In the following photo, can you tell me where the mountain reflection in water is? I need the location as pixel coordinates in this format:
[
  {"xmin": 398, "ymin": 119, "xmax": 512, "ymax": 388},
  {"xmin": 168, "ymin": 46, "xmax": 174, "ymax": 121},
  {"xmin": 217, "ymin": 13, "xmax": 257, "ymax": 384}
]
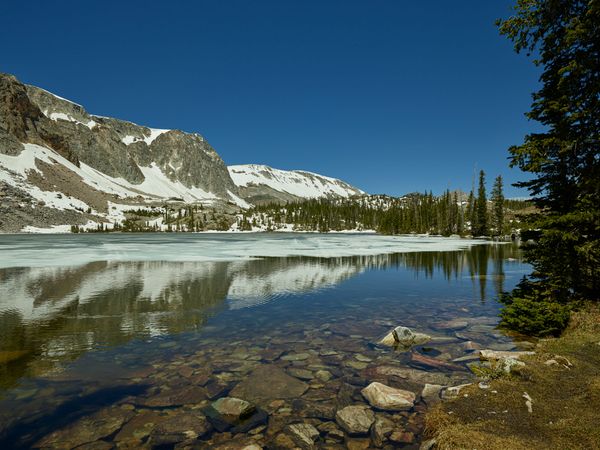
[{"xmin": 0, "ymin": 244, "xmax": 521, "ymax": 390}]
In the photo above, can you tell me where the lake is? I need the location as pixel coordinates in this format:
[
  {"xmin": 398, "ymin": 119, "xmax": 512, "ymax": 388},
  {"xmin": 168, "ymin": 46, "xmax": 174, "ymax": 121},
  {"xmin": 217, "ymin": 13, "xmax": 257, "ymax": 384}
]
[{"xmin": 0, "ymin": 234, "xmax": 530, "ymax": 449}]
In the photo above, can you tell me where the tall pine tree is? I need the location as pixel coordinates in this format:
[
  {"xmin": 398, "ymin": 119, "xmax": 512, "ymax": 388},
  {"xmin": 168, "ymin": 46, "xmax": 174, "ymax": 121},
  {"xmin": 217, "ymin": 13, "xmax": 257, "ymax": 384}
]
[
  {"xmin": 491, "ymin": 175, "xmax": 505, "ymax": 237},
  {"xmin": 474, "ymin": 170, "xmax": 488, "ymax": 236},
  {"xmin": 497, "ymin": 0, "xmax": 600, "ymax": 335}
]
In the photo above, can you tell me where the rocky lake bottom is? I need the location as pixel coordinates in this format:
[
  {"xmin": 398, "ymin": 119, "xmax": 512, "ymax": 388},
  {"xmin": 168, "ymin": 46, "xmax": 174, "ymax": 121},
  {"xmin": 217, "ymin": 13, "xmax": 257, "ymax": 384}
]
[{"xmin": 0, "ymin": 234, "xmax": 531, "ymax": 449}]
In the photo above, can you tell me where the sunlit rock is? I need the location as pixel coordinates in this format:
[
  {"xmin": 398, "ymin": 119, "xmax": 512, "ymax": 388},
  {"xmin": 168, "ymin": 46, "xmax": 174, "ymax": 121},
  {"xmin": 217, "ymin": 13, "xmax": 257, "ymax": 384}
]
[{"xmin": 361, "ymin": 382, "xmax": 415, "ymax": 411}]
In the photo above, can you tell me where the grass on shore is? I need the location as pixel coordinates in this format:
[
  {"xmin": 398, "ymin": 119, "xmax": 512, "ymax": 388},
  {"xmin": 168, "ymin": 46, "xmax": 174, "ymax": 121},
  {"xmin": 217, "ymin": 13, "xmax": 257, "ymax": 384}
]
[{"xmin": 425, "ymin": 304, "xmax": 600, "ymax": 450}]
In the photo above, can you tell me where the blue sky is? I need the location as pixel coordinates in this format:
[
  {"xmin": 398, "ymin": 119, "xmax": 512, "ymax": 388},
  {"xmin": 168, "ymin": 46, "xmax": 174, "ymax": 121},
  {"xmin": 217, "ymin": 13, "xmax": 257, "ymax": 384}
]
[{"xmin": 1, "ymin": 1, "xmax": 540, "ymax": 197}]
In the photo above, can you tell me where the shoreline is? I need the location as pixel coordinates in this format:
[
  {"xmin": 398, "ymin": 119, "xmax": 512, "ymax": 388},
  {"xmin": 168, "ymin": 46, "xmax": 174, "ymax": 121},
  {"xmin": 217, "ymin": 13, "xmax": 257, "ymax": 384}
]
[{"xmin": 423, "ymin": 304, "xmax": 600, "ymax": 449}]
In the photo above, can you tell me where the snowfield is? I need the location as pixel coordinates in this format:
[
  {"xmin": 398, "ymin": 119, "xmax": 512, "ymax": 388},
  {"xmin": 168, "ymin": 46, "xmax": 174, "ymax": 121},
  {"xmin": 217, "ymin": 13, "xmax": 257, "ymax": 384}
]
[
  {"xmin": 0, "ymin": 143, "xmax": 222, "ymax": 209},
  {"xmin": 228, "ymin": 164, "xmax": 364, "ymax": 199},
  {"xmin": 0, "ymin": 233, "xmax": 488, "ymax": 269}
]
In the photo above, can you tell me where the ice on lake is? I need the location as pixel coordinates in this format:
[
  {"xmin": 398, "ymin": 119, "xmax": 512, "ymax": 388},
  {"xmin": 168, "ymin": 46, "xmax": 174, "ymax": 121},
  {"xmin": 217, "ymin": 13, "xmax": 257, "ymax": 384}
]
[{"xmin": 0, "ymin": 233, "xmax": 490, "ymax": 269}]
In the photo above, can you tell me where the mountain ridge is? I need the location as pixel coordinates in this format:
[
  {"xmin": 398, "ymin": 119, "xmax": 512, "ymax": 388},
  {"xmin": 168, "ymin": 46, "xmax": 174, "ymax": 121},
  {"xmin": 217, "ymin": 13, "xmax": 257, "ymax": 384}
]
[{"xmin": 0, "ymin": 73, "xmax": 365, "ymax": 232}]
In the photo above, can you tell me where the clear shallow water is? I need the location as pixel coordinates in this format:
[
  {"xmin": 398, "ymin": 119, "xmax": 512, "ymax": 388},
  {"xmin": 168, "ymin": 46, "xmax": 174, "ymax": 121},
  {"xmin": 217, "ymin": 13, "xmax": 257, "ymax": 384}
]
[{"xmin": 0, "ymin": 234, "xmax": 529, "ymax": 448}]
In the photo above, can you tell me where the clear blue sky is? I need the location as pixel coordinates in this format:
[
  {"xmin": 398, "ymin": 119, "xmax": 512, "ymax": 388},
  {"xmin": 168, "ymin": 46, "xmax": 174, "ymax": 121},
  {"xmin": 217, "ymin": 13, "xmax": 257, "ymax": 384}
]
[{"xmin": 1, "ymin": 1, "xmax": 540, "ymax": 197}]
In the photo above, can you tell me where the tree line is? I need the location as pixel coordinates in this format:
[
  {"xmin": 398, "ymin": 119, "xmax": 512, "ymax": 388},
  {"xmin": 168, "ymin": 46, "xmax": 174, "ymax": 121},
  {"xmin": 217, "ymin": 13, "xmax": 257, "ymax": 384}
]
[{"xmin": 248, "ymin": 172, "xmax": 527, "ymax": 237}]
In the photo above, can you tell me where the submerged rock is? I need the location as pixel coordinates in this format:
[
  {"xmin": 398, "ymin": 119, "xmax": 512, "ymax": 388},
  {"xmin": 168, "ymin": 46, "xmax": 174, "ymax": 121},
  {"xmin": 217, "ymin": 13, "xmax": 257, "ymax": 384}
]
[
  {"xmin": 479, "ymin": 350, "xmax": 534, "ymax": 361},
  {"xmin": 281, "ymin": 353, "xmax": 310, "ymax": 361},
  {"xmin": 432, "ymin": 319, "xmax": 469, "ymax": 331},
  {"xmin": 202, "ymin": 396, "xmax": 267, "ymax": 433},
  {"xmin": 287, "ymin": 368, "xmax": 314, "ymax": 381},
  {"xmin": 147, "ymin": 411, "xmax": 212, "ymax": 446},
  {"xmin": 367, "ymin": 365, "xmax": 454, "ymax": 385},
  {"xmin": 361, "ymin": 382, "xmax": 415, "ymax": 411},
  {"xmin": 318, "ymin": 421, "xmax": 345, "ymax": 443},
  {"xmin": 286, "ymin": 423, "xmax": 320, "ymax": 449},
  {"xmin": 379, "ymin": 326, "xmax": 431, "ymax": 348},
  {"xmin": 36, "ymin": 407, "xmax": 134, "ymax": 449},
  {"xmin": 229, "ymin": 365, "xmax": 308, "ymax": 406},
  {"xmin": 137, "ymin": 385, "xmax": 207, "ymax": 407},
  {"xmin": 212, "ymin": 397, "xmax": 255, "ymax": 417},
  {"xmin": 370, "ymin": 415, "xmax": 395, "ymax": 447},
  {"xmin": 335, "ymin": 405, "xmax": 375, "ymax": 435},
  {"xmin": 410, "ymin": 352, "xmax": 464, "ymax": 372}
]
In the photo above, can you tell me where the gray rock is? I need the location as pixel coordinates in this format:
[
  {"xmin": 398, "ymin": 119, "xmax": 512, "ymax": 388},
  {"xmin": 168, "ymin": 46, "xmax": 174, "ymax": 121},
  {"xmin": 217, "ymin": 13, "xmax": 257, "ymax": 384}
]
[
  {"xmin": 335, "ymin": 405, "xmax": 375, "ymax": 435},
  {"xmin": 441, "ymin": 383, "xmax": 472, "ymax": 400},
  {"xmin": 421, "ymin": 383, "xmax": 443, "ymax": 406},
  {"xmin": 286, "ymin": 423, "xmax": 320, "ymax": 449},
  {"xmin": 317, "ymin": 421, "xmax": 345, "ymax": 442},
  {"xmin": 287, "ymin": 368, "xmax": 314, "ymax": 380},
  {"xmin": 361, "ymin": 382, "xmax": 415, "ymax": 411},
  {"xmin": 379, "ymin": 326, "xmax": 431, "ymax": 347},
  {"xmin": 229, "ymin": 365, "xmax": 309, "ymax": 406},
  {"xmin": 35, "ymin": 407, "xmax": 133, "ymax": 448},
  {"xmin": 370, "ymin": 415, "xmax": 395, "ymax": 447},
  {"xmin": 479, "ymin": 350, "xmax": 534, "ymax": 361},
  {"xmin": 281, "ymin": 353, "xmax": 310, "ymax": 361},
  {"xmin": 202, "ymin": 397, "xmax": 267, "ymax": 433},
  {"xmin": 147, "ymin": 411, "xmax": 212, "ymax": 446},
  {"xmin": 212, "ymin": 397, "xmax": 255, "ymax": 417}
]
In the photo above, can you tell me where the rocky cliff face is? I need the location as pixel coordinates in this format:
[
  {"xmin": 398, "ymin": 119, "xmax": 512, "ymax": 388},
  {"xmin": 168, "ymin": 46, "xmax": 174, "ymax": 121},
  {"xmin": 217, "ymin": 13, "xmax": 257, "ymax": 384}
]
[
  {"xmin": 0, "ymin": 73, "xmax": 366, "ymax": 232},
  {"xmin": 0, "ymin": 73, "xmax": 238, "ymax": 199}
]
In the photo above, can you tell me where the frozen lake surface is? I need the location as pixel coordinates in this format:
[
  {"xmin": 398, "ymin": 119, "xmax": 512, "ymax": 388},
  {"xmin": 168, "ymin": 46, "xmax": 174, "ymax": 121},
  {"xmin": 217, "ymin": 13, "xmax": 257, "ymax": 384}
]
[{"xmin": 0, "ymin": 233, "xmax": 486, "ymax": 268}]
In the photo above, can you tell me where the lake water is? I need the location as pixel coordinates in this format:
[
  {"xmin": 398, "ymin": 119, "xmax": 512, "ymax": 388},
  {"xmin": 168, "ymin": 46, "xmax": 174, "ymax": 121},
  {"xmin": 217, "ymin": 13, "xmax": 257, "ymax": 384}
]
[{"xmin": 0, "ymin": 234, "xmax": 530, "ymax": 449}]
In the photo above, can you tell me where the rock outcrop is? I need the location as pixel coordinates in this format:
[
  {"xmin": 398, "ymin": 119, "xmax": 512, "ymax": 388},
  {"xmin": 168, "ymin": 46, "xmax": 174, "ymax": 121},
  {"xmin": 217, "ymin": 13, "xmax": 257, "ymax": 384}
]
[{"xmin": 1, "ymin": 72, "xmax": 238, "ymax": 198}]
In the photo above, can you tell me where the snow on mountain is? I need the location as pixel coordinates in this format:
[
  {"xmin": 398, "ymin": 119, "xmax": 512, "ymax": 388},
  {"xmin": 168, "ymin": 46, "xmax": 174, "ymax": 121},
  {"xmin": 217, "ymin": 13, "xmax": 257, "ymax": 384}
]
[
  {"xmin": 228, "ymin": 164, "xmax": 364, "ymax": 203},
  {"xmin": 0, "ymin": 73, "xmax": 367, "ymax": 231},
  {"xmin": 0, "ymin": 143, "xmax": 219, "ymax": 203}
]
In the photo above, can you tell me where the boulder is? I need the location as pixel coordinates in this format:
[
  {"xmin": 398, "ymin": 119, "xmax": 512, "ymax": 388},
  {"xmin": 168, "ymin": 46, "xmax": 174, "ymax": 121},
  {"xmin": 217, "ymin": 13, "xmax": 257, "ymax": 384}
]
[
  {"xmin": 286, "ymin": 423, "xmax": 320, "ymax": 449},
  {"xmin": 379, "ymin": 326, "xmax": 431, "ymax": 347},
  {"xmin": 370, "ymin": 415, "xmax": 395, "ymax": 447},
  {"xmin": 335, "ymin": 405, "xmax": 375, "ymax": 435},
  {"xmin": 229, "ymin": 365, "xmax": 308, "ymax": 406},
  {"xmin": 212, "ymin": 397, "xmax": 255, "ymax": 417},
  {"xmin": 202, "ymin": 397, "xmax": 267, "ymax": 433},
  {"xmin": 361, "ymin": 382, "xmax": 415, "ymax": 411}
]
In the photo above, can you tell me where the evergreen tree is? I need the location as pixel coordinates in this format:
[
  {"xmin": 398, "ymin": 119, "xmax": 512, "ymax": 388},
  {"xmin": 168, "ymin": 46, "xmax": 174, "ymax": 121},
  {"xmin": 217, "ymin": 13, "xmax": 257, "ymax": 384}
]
[
  {"xmin": 491, "ymin": 175, "xmax": 505, "ymax": 237},
  {"xmin": 467, "ymin": 190, "xmax": 476, "ymax": 234},
  {"xmin": 474, "ymin": 170, "xmax": 488, "ymax": 236},
  {"xmin": 497, "ymin": 0, "xmax": 600, "ymax": 335}
]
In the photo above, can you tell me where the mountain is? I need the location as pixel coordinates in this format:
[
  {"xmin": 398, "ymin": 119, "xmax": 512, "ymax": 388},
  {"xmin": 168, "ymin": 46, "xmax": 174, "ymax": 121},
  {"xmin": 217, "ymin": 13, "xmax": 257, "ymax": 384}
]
[
  {"xmin": 0, "ymin": 73, "xmax": 364, "ymax": 232},
  {"xmin": 228, "ymin": 164, "xmax": 364, "ymax": 205}
]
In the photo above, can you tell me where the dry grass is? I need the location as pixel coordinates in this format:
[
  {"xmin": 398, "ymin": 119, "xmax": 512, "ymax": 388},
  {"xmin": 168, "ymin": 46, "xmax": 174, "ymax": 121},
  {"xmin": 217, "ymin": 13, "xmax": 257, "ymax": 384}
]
[{"xmin": 425, "ymin": 304, "xmax": 600, "ymax": 450}]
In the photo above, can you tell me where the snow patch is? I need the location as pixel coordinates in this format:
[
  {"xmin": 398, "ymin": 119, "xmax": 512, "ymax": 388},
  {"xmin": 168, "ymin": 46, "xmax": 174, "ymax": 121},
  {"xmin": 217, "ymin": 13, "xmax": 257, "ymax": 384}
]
[
  {"xmin": 228, "ymin": 164, "xmax": 363, "ymax": 199},
  {"xmin": 46, "ymin": 111, "xmax": 96, "ymax": 129},
  {"xmin": 121, "ymin": 128, "xmax": 170, "ymax": 146}
]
